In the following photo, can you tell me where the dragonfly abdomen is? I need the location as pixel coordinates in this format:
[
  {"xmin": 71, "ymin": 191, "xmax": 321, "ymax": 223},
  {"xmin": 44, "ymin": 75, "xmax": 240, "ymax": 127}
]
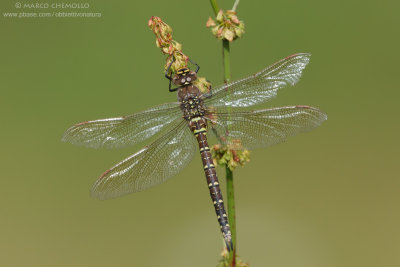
[{"xmin": 189, "ymin": 116, "xmax": 233, "ymax": 250}]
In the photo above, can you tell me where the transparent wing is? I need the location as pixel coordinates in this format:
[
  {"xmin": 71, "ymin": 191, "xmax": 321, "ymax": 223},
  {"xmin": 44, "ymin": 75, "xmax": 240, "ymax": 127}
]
[
  {"xmin": 62, "ymin": 102, "xmax": 181, "ymax": 149},
  {"xmin": 91, "ymin": 120, "xmax": 197, "ymax": 200},
  {"xmin": 207, "ymin": 106, "xmax": 327, "ymax": 150},
  {"xmin": 204, "ymin": 53, "xmax": 311, "ymax": 108}
]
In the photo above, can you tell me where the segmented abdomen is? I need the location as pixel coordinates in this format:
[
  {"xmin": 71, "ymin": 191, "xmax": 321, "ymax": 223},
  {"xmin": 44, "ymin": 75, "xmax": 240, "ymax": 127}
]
[{"xmin": 189, "ymin": 116, "xmax": 232, "ymax": 249}]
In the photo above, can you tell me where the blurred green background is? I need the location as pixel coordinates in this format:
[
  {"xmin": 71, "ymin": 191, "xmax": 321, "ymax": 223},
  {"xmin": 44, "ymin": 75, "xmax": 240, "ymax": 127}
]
[{"xmin": 1, "ymin": 0, "xmax": 399, "ymax": 266}]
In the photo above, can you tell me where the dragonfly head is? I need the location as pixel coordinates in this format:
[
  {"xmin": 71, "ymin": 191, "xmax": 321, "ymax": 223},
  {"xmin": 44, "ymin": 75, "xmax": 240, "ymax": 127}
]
[{"xmin": 173, "ymin": 67, "xmax": 197, "ymax": 87}]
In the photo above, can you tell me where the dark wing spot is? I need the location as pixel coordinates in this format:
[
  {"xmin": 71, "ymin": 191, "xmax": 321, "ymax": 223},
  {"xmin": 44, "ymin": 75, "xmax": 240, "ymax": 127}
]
[
  {"xmin": 75, "ymin": 121, "xmax": 89, "ymax": 126},
  {"xmin": 99, "ymin": 169, "xmax": 111, "ymax": 180},
  {"xmin": 285, "ymin": 53, "xmax": 298, "ymax": 59},
  {"xmin": 295, "ymin": 105, "xmax": 311, "ymax": 108}
]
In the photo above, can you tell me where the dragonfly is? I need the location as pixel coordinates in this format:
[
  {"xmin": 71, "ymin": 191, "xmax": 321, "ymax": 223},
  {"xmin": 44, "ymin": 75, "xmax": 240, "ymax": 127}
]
[{"xmin": 62, "ymin": 53, "xmax": 327, "ymax": 250}]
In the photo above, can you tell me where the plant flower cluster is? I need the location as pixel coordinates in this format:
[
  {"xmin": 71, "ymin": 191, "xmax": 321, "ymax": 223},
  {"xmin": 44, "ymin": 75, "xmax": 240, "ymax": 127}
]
[{"xmin": 206, "ymin": 10, "xmax": 245, "ymax": 42}]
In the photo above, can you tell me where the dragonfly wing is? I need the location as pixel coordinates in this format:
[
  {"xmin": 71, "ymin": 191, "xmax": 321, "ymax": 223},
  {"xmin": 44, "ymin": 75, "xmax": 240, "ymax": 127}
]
[
  {"xmin": 207, "ymin": 106, "xmax": 327, "ymax": 150},
  {"xmin": 91, "ymin": 120, "xmax": 197, "ymax": 200},
  {"xmin": 62, "ymin": 102, "xmax": 181, "ymax": 149},
  {"xmin": 204, "ymin": 53, "xmax": 311, "ymax": 108}
]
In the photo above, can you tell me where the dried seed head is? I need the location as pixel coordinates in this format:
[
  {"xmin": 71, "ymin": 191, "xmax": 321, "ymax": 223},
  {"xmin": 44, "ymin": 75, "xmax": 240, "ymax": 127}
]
[
  {"xmin": 206, "ymin": 17, "xmax": 216, "ymax": 27},
  {"xmin": 149, "ymin": 16, "xmax": 186, "ymax": 68},
  {"xmin": 211, "ymin": 139, "xmax": 250, "ymax": 171},
  {"xmin": 193, "ymin": 76, "xmax": 211, "ymax": 94},
  {"xmin": 206, "ymin": 10, "xmax": 245, "ymax": 42},
  {"xmin": 149, "ymin": 16, "xmax": 210, "ymax": 92}
]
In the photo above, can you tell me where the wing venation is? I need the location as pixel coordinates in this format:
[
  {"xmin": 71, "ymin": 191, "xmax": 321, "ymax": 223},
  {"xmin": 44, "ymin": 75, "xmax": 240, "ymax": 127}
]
[
  {"xmin": 204, "ymin": 53, "xmax": 311, "ymax": 107},
  {"xmin": 62, "ymin": 102, "xmax": 181, "ymax": 149},
  {"xmin": 91, "ymin": 120, "xmax": 197, "ymax": 199},
  {"xmin": 208, "ymin": 105, "xmax": 327, "ymax": 150}
]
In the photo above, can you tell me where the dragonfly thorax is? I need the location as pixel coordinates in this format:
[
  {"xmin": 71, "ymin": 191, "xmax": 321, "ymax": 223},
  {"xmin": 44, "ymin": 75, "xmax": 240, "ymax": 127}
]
[{"xmin": 178, "ymin": 86, "xmax": 205, "ymax": 121}]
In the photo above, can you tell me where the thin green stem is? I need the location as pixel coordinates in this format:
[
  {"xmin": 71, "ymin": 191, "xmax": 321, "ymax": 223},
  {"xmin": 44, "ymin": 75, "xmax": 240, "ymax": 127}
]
[
  {"xmin": 223, "ymin": 31, "xmax": 236, "ymax": 267},
  {"xmin": 209, "ymin": 1, "xmax": 237, "ymax": 265},
  {"xmin": 232, "ymin": 0, "xmax": 240, "ymax": 11},
  {"xmin": 209, "ymin": 0, "xmax": 220, "ymax": 16},
  {"xmin": 223, "ymin": 39, "xmax": 231, "ymax": 83},
  {"xmin": 226, "ymin": 166, "xmax": 236, "ymax": 266}
]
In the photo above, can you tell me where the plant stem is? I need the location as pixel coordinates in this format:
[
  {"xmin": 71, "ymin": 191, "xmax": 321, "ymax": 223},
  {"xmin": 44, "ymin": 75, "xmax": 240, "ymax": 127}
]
[
  {"xmin": 209, "ymin": 1, "xmax": 237, "ymax": 265},
  {"xmin": 209, "ymin": 0, "xmax": 219, "ymax": 16},
  {"xmin": 223, "ymin": 40, "xmax": 231, "ymax": 83},
  {"xmin": 226, "ymin": 166, "xmax": 236, "ymax": 266},
  {"xmin": 232, "ymin": 0, "xmax": 240, "ymax": 11},
  {"xmin": 223, "ymin": 34, "xmax": 236, "ymax": 267}
]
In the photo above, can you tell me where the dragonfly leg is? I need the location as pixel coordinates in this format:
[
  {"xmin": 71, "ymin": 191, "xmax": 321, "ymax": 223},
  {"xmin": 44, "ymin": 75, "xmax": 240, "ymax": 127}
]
[
  {"xmin": 168, "ymin": 80, "xmax": 178, "ymax": 92},
  {"xmin": 188, "ymin": 57, "xmax": 200, "ymax": 73},
  {"xmin": 164, "ymin": 57, "xmax": 174, "ymax": 81},
  {"xmin": 165, "ymin": 58, "xmax": 179, "ymax": 92}
]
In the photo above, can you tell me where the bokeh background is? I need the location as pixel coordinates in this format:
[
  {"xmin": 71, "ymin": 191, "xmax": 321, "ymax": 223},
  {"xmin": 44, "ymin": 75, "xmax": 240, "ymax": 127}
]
[{"xmin": 1, "ymin": 0, "xmax": 399, "ymax": 266}]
